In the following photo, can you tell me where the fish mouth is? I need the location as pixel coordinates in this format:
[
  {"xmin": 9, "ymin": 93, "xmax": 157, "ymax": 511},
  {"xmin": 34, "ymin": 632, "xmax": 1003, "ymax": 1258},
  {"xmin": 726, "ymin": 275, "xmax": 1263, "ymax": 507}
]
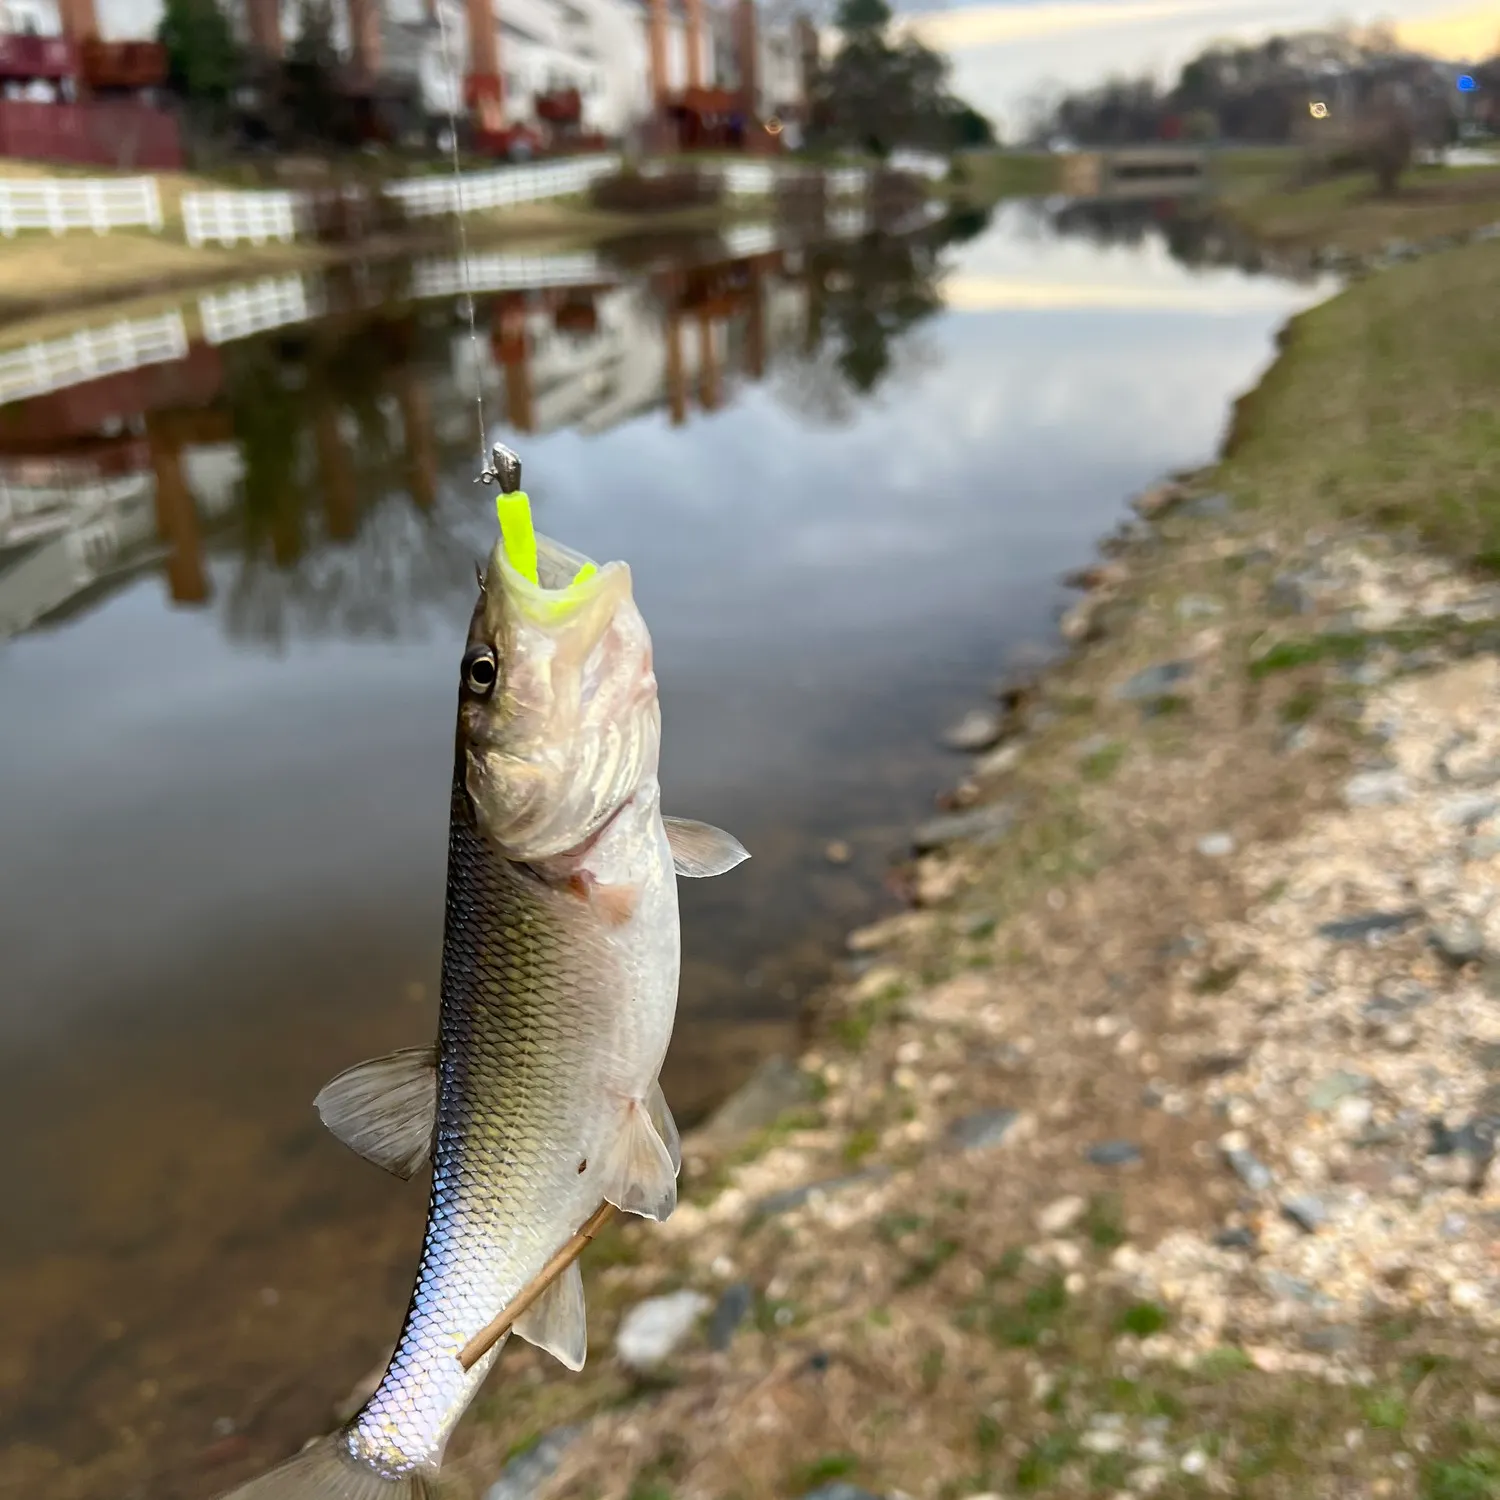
[{"xmin": 490, "ymin": 533, "xmax": 623, "ymax": 627}]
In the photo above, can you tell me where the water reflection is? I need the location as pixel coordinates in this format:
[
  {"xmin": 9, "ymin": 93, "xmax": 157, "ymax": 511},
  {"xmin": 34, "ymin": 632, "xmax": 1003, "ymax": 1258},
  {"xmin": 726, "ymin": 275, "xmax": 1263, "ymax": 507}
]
[
  {"xmin": 0, "ymin": 199, "xmax": 1338, "ymax": 1500},
  {"xmin": 1044, "ymin": 194, "xmax": 1303, "ymax": 276},
  {"xmin": 0, "ymin": 219, "xmax": 946, "ymax": 651}
]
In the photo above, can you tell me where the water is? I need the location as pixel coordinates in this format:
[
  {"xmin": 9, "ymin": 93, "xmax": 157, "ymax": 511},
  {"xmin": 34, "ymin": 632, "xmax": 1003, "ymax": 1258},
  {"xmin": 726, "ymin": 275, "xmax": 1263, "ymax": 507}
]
[{"xmin": 0, "ymin": 198, "xmax": 1333, "ymax": 1498}]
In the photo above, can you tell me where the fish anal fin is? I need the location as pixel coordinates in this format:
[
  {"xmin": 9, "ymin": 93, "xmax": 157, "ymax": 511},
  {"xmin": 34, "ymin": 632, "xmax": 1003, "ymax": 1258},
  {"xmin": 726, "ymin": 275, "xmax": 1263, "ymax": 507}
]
[
  {"xmin": 663, "ymin": 816, "xmax": 750, "ymax": 878},
  {"xmin": 512, "ymin": 1259, "xmax": 587, "ymax": 1371},
  {"xmin": 646, "ymin": 1077, "xmax": 682, "ymax": 1175},
  {"xmin": 599, "ymin": 1098, "xmax": 678, "ymax": 1222},
  {"xmin": 314, "ymin": 1046, "xmax": 438, "ymax": 1180}
]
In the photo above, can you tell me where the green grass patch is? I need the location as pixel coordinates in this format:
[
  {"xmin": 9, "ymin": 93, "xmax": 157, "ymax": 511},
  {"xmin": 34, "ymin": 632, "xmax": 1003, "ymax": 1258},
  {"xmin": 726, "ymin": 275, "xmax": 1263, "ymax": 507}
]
[
  {"xmin": 985, "ymin": 1271, "xmax": 1070, "ymax": 1348},
  {"xmin": 1082, "ymin": 1193, "xmax": 1127, "ymax": 1251},
  {"xmin": 946, "ymin": 150, "xmax": 1059, "ymax": 204},
  {"xmin": 1014, "ymin": 1430, "xmax": 1080, "ymax": 1490},
  {"xmin": 1192, "ymin": 961, "xmax": 1245, "ymax": 996},
  {"xmin": 843, "ymin": 1127, "xmax": 881, "ymax": 1165},
  {"xmin": 897, "ymin": 1237, "xmax": 961, "ymax": 1290},
  {"xmin": 1422, "ymin": 1445, "xmax": 1500, "ymax": 1500},
  {"xmin": 1220, "ymin": 163, "xmax": 1500, "ymax": 254},
  {"xmin": 1116, "ymin": 1300, "xmax": 1171, "ymax": 1338},
  {"xmin": 796, "ymin": 1453, "xmax": 861, "ymax": 1486},
  {"xmin": 1080, "ymin": 740, "xmax": 1127, "ymax": 782},
  {"xmin": 1219, "ymin": 240, "xmax": 1500, "ymax": 574},
  {"xmin": 831, "ymin": 979, "xmax": 909, "ymax": 1051}
]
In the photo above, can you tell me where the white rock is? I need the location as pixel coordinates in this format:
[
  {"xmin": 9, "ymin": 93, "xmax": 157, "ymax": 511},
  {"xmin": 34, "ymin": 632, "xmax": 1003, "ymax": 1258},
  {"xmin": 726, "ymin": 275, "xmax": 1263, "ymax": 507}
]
[
  {"xmin": 1197, "ymin": 832, "xmax": 1237, "ymax": 858},
  {"xmin": 614, "ymin": 1291, "xmax": 711, "ymax": 1370},
  {"xmin": 1343, "ymin": 771, "xmax": 1410, "ymax": 808},
  {"xmin": 1036, "ymin": 1194, "xmax": 1086, "ymax": 1236}
]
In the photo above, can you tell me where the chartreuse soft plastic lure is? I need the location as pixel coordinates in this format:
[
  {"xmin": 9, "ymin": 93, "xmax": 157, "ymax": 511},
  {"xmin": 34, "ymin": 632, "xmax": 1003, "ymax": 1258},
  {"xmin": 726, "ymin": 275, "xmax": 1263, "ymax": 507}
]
[{"xmin": 495, "ymin": 492, "xmax": 598, "ymax": 608}]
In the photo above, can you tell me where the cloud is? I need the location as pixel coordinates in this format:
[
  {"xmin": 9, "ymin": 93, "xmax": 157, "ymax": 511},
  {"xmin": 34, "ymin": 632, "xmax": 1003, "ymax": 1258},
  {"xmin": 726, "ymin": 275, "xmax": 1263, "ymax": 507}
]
[{"xmin": 940, "ymin": 273, "xmax": 1333, "ymax": 312}]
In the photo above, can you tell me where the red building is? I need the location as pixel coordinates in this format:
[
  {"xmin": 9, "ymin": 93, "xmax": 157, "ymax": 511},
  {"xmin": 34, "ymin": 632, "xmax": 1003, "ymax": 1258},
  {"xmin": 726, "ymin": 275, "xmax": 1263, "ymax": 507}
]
[{"xmin": 0, "ymin": 10, "xmax": 179, "ymax": 167}]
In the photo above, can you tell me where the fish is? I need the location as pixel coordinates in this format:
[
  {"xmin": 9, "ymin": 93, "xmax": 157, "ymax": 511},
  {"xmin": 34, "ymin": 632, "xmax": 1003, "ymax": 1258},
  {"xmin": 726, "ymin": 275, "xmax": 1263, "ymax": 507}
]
[{"xmin": 218, "ymin": 514, "xmax": 748, "ymax": 1499}]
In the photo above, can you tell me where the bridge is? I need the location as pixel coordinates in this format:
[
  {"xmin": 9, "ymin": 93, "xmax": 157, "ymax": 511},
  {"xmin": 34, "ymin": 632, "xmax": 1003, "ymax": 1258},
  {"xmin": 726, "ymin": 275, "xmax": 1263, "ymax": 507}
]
[{"xmin": 1059, "ymin": 147, "xmax": 1210, "ymax": 199}]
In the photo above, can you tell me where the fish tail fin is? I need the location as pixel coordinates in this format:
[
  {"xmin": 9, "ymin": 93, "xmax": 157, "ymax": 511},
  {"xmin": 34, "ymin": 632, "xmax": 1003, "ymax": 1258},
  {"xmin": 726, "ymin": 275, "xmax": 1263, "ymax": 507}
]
[{"xmin": 216, "ymin": 1433, "xmax": 445, "ymax": 1500}]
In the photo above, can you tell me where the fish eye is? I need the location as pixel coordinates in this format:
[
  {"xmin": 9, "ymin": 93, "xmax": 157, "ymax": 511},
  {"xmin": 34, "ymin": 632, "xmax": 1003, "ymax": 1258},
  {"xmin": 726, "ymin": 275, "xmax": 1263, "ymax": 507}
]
[{"xmin": 462, "ymin": 646, "xmax": 498, "ymax": 696}]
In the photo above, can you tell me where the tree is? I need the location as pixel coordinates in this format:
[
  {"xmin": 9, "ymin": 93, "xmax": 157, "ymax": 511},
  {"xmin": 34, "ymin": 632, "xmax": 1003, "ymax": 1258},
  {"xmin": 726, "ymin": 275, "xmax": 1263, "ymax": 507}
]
[
  {"xmin": 810, "ymin": 0, "xmax": 992, "ymax": 156},
  {"xmin": 157, "ymin": 0, "xmax": 240, "ymax": 104},
  {"xmin": 284, "ymin": 0, "xmax": 345, "ymax": 144}
]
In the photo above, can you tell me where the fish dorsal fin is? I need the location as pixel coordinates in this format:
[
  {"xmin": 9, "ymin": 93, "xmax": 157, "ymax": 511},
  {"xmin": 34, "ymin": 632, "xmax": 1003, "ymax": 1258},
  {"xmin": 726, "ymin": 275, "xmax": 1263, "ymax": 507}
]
[
  {"xmin": 512, "ymin": 1258, "xmax": 587, "ymax": 1371},
  {"xmin": 663, "ymin": 817, "xmax": 750, "ymax": 878},
  {"xmin": 599, "ymin": 1099, "xmax": 678, "ymax": 1222},
  {"xmin": 646, "ymin": 1076, "xmax": 682, "ymax": 1175},
  {"xmin": 314, "ymin": 1046, "xmax": 438, "ymax": 1180}
]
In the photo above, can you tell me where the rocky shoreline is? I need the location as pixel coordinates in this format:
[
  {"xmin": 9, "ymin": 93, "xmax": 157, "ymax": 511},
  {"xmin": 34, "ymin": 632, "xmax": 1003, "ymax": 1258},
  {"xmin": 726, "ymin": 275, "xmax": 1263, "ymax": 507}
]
[{"xmin": 431, "ymin": 235, "xmax": 1500, "ymax": 1499}]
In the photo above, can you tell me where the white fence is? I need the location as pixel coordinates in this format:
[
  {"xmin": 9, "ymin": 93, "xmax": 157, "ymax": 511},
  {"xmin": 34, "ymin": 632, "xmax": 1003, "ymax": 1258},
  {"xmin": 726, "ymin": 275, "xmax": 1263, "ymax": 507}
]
[
  {"xmin": 721, "ymin": 161, "xmax": 777, "ymax": 197},
  {"xmin": 888, "ymin": 150, "xmax": 950, "ymax": 181},
  {"xmin": 199, "ymin": 274, "xmax": 325, "ymax": 345},
  {"xmin": 826, "ymin": 167, "xmax": 870, "ymax": 196},
  {"xmin": 410, "ymin": 250, "xmax": 609, "ymax": 300},
  {"xmin": 0, "ymin": 311, "xmax": 188, "ymax": 406},
  {"xmin": 182, "ymin": 190, "xmax": 309, "ymax": 248},
  {"xmin": 0, "ymin": 176, "xmax": 163, "ymax": 236},
  {"xmin": 386, "ymin": 156, "xmax": 620, "ymax": 219},
  {"xmin": 720, "ymin": 222, "xmax": 778, "ymax": 259}
]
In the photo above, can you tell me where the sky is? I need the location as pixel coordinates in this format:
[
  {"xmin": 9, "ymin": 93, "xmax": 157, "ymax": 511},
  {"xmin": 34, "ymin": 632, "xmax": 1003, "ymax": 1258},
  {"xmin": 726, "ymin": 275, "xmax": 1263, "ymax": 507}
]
[{"xmin": 893, "ymin": 0, "xmax": 1498, "ymax": 135}]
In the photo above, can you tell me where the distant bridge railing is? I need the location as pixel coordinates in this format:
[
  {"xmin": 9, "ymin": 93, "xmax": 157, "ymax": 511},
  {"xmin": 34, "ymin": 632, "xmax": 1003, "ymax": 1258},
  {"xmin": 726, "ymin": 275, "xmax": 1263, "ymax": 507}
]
[
  {"xmin": 385, "ymin": 156, "xmax": 621, "ymax": 219},
  {"xmin": 0, "ymin": 310, "xmax": 187, "ymax": 405},
  {"xmin": 181, "ymin": 189, "xmax": 309, "ymax": 248},
  {"xmin": 0, "ymin": 174, "xmax": 162, "ymax": 236}
]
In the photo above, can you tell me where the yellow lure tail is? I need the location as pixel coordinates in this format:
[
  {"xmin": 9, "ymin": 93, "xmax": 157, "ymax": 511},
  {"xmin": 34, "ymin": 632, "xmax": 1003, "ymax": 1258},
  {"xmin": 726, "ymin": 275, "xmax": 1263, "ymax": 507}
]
[
  {"xmin": 495, "ymin": 492, "xmax": 539, "ymax": 586},
  {"xmin": 495, "ymin": 492, "xmax": 598, "ymax": 598}
]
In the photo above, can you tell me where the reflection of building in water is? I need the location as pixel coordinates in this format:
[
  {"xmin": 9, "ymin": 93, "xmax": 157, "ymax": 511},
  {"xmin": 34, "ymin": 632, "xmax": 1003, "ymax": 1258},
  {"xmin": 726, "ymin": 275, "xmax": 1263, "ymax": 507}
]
[
  {"xmin": 0, "ymin": 236, "xmax": 856, "ymax": 646},
  {"xmin": 0, "ymin": 343, "xmax": 244, "ymax": 641},
  {"xmin": 442, "ymin": 252, "xmax": 808, "ymax": 439}
]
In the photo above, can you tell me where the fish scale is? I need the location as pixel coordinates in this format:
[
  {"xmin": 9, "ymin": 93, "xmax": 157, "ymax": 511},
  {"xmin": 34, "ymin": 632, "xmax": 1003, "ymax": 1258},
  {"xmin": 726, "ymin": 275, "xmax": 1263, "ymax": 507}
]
[{"xmin": 346, "ymin": 770, "xmax": 624, "ymax": 1477}]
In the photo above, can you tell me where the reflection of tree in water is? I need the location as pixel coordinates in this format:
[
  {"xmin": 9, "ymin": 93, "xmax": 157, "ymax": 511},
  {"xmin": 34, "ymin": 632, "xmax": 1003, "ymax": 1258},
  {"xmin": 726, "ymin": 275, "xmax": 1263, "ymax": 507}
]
[
  {"xmin": 220, "ymin": 318, "xmax": 483, "ymax": 654},
  {"xmin": 1044, "ymin": 197, "xmax": 1296, "ymax": 278},
  {"xmin": 774, "ymin": 214, "xmax": 976, "ymax": 426}
]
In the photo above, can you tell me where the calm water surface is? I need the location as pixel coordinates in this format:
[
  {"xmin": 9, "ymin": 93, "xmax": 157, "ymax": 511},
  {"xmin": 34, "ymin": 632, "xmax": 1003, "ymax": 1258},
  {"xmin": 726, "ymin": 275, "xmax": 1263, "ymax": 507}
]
[{"xmin": 0, "ymin": 199, "xmax": 1333, "ymax": 1498}]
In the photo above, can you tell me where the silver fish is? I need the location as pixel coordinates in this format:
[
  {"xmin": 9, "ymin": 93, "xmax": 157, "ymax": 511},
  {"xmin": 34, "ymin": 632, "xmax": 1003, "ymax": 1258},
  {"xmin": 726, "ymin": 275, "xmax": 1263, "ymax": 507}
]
[{"xmin": 219, "ymin": 527, "xmax": 748, "ymax": 1499}]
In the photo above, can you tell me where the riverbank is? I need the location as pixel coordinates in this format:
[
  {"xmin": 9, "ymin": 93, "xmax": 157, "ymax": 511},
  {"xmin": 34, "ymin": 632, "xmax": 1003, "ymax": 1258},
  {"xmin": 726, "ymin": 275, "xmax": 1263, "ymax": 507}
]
[
  {"xmin": 393, "ymin": 200, "xmax": 1500, "ymax": 1496},
  {"xmin": 0, "ymin": 194, "xmax": 771, "ymax": 333},
  {"xmin": 1216, "ymin": 152, "xmax": 1500, "ymax": 254},
  {"xmin": 0, "ymin": 148, "xmax": 1055, "ymax": 334}
]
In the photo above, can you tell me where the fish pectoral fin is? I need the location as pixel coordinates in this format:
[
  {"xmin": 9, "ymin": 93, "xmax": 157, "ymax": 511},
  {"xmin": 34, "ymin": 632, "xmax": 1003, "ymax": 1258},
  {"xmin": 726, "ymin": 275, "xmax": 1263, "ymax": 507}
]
[
  {"xmin": 646, "ymin": 1076, "xmax": 682, "ymax": 1175},
  {"xmin": 565, "ymin": 872, "xmax": 640, "ymax": 926},
  {"xmin": 314, "ymin": 1046, "xmax": 438, "ymax": 1181},
  {"xmin": 599, "ymin": 1098, "xmax": 678, "ymax": 1222},
  {"xmin": 663, "ymin": 816, "xmax": 751, "ymax": 878},
  {"xmin": 512, "ymin": 1258, "xmax": 587, "ymax": 1371}
]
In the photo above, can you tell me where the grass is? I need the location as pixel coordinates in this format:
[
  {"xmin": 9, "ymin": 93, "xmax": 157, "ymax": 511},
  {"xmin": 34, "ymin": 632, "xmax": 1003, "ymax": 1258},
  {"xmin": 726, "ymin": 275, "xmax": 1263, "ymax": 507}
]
[
  {"xmin": 945, "ymin": 149, "xmax": 1060, "ymax": 204},
  {"xmin": 1218, "ymin": 158, "xmax": 1500, "ymax": 253},
  {"xmin": 1220, "ymin": 238, "xmax": 1500, "ymax": 572}
]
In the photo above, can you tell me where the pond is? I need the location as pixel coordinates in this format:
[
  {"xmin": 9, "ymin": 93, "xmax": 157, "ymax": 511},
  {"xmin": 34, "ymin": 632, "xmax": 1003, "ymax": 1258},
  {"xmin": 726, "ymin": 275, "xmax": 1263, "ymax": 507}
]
[{"xmin": 0, "ymin": 196, "xmax": 1334, "ymax": 1499}]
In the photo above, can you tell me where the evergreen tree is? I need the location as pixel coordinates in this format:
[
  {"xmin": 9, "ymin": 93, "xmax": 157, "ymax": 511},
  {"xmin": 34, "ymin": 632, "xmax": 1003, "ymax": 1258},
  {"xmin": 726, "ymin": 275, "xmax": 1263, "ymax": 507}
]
[{"xmin": 157, "ymin": 0, "xmax": 241, "ymax": 103}]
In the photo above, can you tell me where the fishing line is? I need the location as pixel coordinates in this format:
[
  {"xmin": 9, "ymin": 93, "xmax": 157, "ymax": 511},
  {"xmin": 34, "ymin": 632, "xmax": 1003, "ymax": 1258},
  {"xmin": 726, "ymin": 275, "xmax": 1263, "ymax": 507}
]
[{"xmin": 432, "ymin": 0, "xmax": 490, "ymax": 472}]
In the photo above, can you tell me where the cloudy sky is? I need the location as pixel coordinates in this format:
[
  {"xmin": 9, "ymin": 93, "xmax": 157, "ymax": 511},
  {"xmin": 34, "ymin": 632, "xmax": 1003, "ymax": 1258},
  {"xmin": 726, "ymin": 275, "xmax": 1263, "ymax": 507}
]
[{"xmin": 894, "ymin": 0, "xmax": 1497, "ymax": 134}]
